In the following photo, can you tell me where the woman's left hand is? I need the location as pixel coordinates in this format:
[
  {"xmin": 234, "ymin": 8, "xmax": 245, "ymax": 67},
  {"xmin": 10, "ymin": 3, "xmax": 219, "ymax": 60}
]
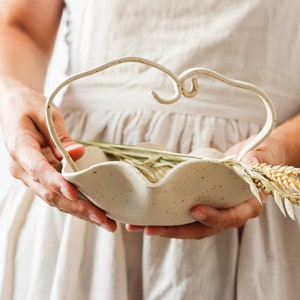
[{"xmin": 127, "ymin": 135, "xmax": 286, "ymax": 239}]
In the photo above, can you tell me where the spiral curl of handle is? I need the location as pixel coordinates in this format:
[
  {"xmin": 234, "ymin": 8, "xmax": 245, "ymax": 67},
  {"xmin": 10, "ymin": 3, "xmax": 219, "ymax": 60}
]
[
  {"xmin": 178, "ymin": 68, "xmax": 276, "ymax": 160},
  {"xmin": 45, "ymin": 57, "xmax": 276, "ymax": 171}
]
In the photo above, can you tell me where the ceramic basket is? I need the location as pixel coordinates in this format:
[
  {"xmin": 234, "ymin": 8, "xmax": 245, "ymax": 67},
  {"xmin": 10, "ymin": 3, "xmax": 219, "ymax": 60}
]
[{"xmin": 45, "ymin": 57, "xmax": 276, "ymax": 225}]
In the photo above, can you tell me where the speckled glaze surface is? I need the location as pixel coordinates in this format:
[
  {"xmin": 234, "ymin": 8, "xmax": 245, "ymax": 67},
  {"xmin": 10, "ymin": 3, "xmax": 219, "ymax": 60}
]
[
  {"xmin": 62, "ymin": 146, "xmax": 253, "ymax": 225},
  {"xmin": 46, "ymin": 57, "xmax": 276, "ymax": 226}
]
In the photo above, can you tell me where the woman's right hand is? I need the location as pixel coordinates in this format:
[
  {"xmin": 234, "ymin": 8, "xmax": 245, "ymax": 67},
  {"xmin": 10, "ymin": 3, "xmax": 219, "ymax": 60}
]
[{"xmin": 0, "ymin": 78, "xmax": 117, "ymax": 232}]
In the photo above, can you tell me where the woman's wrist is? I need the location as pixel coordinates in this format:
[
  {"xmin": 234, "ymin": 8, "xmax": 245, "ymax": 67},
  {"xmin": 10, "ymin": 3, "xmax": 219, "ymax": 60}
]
[{"xmin": 267, "ymin": 113, "xmax": 300, "ymax": 166}]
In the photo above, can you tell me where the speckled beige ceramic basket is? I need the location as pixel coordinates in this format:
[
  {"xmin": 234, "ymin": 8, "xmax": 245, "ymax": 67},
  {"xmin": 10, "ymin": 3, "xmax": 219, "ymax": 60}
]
[{"xmin": 45, "ymin": 57, "xmax": 276, "ymax": 226}]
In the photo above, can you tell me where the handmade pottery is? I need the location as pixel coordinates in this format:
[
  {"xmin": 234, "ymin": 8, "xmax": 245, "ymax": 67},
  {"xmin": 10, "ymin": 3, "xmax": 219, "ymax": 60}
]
[
  {"xmin": 45, "ymin": 57, "xmax": 276, "ymax": 226},
  {"xmin": 62, "ymin": 146, "xmax": 253, "ymax": 225}
]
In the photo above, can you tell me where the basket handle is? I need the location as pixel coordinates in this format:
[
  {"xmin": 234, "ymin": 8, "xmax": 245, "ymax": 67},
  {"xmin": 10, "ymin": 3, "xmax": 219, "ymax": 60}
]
[
  {"xmin": 178, "ymin": 67, "xmax": 276, "ymax": 160},
  {"xmin": 45, "ymin": 57, "xmax": 276, "ymax": 171}
]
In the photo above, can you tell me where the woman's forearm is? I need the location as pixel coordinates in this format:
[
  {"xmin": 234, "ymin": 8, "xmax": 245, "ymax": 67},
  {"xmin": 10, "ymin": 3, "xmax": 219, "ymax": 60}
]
[
  {"xmin": 0, "ymin": 26, "xmax": 50, "ymax": 91},
  {"xmin": 0, "ymin": 0, "xmax": 63, "ymax": 91},
  {"xmin": 269, "ymin": 113, "xmax": 300, "ymax": 166},
  {"xmin": 251, "ymin": 112, "xmax": 300, "ymax": 167}
]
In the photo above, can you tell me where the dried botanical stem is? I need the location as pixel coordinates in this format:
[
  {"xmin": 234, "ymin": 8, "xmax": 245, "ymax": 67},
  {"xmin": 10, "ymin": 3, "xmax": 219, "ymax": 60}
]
[
  {"xmin": 77, "ymin": 140, "xmax": 300, "ymax": 218},
  {"xmin": 249, "ymin": 162, "xmax": 300, "ymax": 191}
]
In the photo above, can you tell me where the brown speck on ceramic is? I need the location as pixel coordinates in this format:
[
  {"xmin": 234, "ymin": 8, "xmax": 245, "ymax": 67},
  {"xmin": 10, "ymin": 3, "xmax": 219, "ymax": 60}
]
[{"xmin": 46, "ymin": 58, "xmax": 275, "ymax": 226}]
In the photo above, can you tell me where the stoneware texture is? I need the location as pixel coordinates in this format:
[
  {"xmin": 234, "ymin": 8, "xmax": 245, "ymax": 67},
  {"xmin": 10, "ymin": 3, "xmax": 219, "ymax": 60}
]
[
  {"xmin": 46, "ymin": 57, "xmax": 276, "ymax": 226},
  {"xmin": 62, "ymin": 146, "xmax": 253, "ymax": 225}
]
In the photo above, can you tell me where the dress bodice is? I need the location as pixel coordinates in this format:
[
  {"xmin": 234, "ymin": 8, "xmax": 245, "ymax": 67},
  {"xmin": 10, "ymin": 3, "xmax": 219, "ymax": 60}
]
[{"xmin": 62, "ymin": 0, "xmax": 300, "ymax": 125}]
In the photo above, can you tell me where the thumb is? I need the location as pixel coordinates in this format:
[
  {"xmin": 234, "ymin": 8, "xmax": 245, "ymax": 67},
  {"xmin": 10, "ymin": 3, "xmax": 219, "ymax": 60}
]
[
  {"xmin": 65, "ymin": 143, "xmax": 85, "ymax": 161},
  {"xmin": 48, "ymin": 121, "xmax": 85, "ymax": 162},
  {"xmin": 44, "ymin": 104, "xmax": 85, "ymax": 161},
  {"xmin": 241, "ymin": 150, "xmax": 262, "ymax": 164},
  {"xmin": 52, "ymin": 135, "xmax": 85, "ymax": 161}
]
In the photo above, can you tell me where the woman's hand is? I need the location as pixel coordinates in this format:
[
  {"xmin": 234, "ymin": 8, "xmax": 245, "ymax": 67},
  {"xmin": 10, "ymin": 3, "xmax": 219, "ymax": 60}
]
[
  {"xmin": 127, "ymin": 135, "xmax": 287, "ymax": 239},
  {"xmin": 128, "ymin": 196, "xmax": 263, "ymax": 239},
  {"xmin": 0, "ymin": 1, "xmax": 115, "ymax": 230},
  {"xmin": 0, "ymin": 79, "xmax": 116, "ymax": 232}
]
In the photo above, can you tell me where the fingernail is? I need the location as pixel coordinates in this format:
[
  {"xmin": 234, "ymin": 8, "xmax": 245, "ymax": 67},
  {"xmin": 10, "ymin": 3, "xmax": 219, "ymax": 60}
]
[
  {"xmin": 125, "ymin": 224, "xmax": 143, "ymax": 232},
  {"xmin": 89, "ymin": 214, "xmax": 114, "ymax": 232},
  {"xmin": 250, "ymin": 157, "xmax": 260, "ymax": 163},
  {"xmin": 144, "ymin": 228, "xmax": 156, "ymax": 236},
  {"xmin": 102, "ymin": 223, "xmax": 115, "ymax": 232},
  {"xmin": 89, "ymin": 213, "xmax": 103, "ymax": 226},
  {"xmin": 191, "ymin": 210, "xmax": 207, "ymax": 221},
  {"xmin": 65, "ymin": 144, "xmax": 81, "ymax": 151},
  {"xmin": 243, "ymin": 156, "xmax": 260, "ymax": 163},
  {"xmin": 60, "ymin": 187, "xmax": 74, "ymax": 200},
  {"xmin": 144, "ymin": 227, "xmax": 165, "ymax": 236}
]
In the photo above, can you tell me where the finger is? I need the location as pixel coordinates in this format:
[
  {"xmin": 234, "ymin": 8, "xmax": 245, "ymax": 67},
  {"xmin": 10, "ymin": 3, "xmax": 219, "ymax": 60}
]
[
  {"xmin": 191, "ymin": 196, "xmax": 264, "ymax": 228},
  {"xmin": 41, "ymin": 146, "xmax": 61, "ymax": 166},
  {"xmin": 126, "ymin": 224, "xmax": 144, "ymax": 232},
  {"xmin": 55, "ymin": 196, "xmax": 117, "ymax": 232},
  {"xmin": 65, "ymin": 144, "xmax": 85, "ymax": 161},
  {"xmin": 38, "ymin": 105, "xmax": 84, "ymax": 160},
  {"xmin": 143, "ymin": 222, "xmax": 221, "ymax": 239},
  {"xmin": 242, "ymin": 151, "xmax": 262, "ymax": 163},
  {"xmin": 9, "ymin": 130, "xmax": 78, "ymax": 198},
  {"xmin": 11, "ymin": 161, "xmax": 116, "ymax": 231},
  {"xmin": 9, "ymin": 156, "xmax": 74, "ymax": 201}
]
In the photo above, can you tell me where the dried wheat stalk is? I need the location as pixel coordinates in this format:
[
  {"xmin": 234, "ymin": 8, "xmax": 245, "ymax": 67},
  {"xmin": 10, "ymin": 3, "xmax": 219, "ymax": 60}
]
[
  {"xmin": 229, "ymin": 161, "xmax": 300, "ymax": 219},
  {"xmin": 77, "ymin": 140, "xmax": 300, "ymax": 219}
]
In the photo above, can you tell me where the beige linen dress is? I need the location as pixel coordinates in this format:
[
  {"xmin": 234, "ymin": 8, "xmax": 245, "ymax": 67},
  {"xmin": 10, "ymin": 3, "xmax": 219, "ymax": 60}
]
[{"xmin": 1, "ymin": 1, "xmax": 300, "ymax": 299}]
